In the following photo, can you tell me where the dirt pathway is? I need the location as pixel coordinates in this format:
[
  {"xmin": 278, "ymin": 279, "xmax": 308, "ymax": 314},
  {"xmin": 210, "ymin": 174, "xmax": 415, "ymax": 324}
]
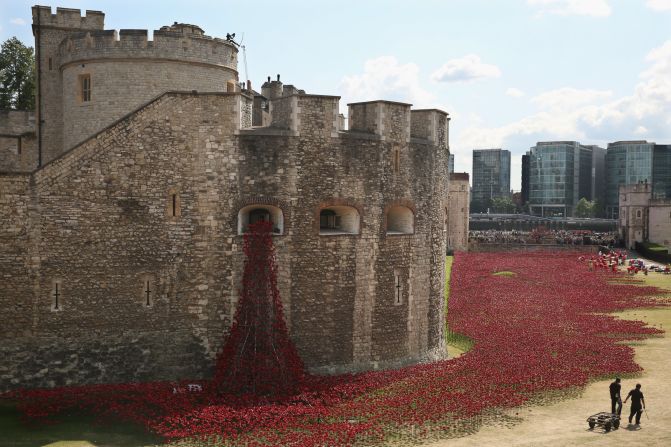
[{"xmin": 427, "ymin": 295, "xmax": 671, "ymax": 446}]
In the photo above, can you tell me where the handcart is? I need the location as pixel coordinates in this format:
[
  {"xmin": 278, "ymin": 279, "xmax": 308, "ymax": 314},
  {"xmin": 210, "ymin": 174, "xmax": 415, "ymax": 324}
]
[{"xmin": 587, "ymin": 412, "xmax": 620, "ymax": 432}]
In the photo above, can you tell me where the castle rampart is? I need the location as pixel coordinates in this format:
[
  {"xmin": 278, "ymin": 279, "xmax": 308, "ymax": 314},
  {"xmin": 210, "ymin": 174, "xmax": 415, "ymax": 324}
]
[
  {"xmin": 58, "ymin": 29, "xmax": 237, "ymax": 71},
  {"xmin": 1, "ymin": 5, "xmax": 454, "ymax": 391},
  {"xmin": 33, "ymin": 6, "xmax": 104, "ymax": 30},
  {"xmin": 0, "ymin": 111, "xmax": 37, "ymax": 172}
]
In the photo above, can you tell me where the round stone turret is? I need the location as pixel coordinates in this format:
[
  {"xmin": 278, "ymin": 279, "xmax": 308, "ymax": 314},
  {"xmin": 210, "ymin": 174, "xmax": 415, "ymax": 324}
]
[{"xmin": 57, "ymin": 24, "xmax": 238, "ymax": 149}]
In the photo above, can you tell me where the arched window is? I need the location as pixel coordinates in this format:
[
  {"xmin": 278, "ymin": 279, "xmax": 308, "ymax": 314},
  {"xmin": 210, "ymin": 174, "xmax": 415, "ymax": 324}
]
[
  {"xmin": 386, "ymin": 206, "xmax": 414, "ymax": 235},
  {"xmin": 636, "ymin": 209, "xmax": 642, "ymax": 219},
  {"xmin": 238, "ymin": 205, "xmax": 283, "ymax": 234},
  {"xmin": 319, "ymin": 206, "xmax": 360, "ymax": 235}
]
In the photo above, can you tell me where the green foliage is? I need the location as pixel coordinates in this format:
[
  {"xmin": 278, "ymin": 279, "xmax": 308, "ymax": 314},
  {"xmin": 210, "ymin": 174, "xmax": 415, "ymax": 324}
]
[
  {"xmin": 492, "ymin": 271, "xmax": 516, "ymax": 277},
  {"xmin": 490, "ymin": 196, "xmax": 516, "ymax": 213},
  {"xmin": 575, "ymin": 197, "xmax": 596, "ymax": 218},
  {"xmin": 0, "ymin": 37, "xmax": 35, "ymax": 110},
  {"xmin": 641, "ymin": 242, "xmax": 669, "ymax": 253},
  {"xmin": 0, "ymin": 401, "xmax": 158, "ymax": 447}
]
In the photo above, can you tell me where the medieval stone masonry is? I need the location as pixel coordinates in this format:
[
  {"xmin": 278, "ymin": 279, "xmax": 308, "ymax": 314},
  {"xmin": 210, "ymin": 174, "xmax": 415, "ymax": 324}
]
[{"xmin": 0, "ymin": 6, "xmax": 453, "ymax": 391}]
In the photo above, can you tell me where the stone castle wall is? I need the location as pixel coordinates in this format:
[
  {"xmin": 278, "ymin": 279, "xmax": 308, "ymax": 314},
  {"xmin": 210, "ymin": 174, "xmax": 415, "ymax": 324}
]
[
  {"xmin": 0, "ymin": 110, "xmax": 37, "ymax": 172},
  {"xmin": 0, "ymin": 5, "xmax": 451, "ymax": 391},
  {"xmin": 447, "ymin": 173, "xmax": 470, "ymax": 252},
  {"xmin": 0, "ymin": 90, "xmax": 449, "ymax": 390}
]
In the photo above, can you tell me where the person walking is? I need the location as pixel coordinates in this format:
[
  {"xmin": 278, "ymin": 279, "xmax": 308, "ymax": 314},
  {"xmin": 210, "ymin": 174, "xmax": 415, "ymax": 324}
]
[
  {"xmin": 609, "ymin": 377, "xmax": 622, "ymax": 415},
  {"xmin": 623, "ymin": 383, "xmax": 646, "ymax": 425}
]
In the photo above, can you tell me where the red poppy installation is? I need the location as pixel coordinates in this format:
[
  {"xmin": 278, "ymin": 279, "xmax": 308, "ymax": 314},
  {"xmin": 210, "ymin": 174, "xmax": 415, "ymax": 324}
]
[
  {"xmin": 213, "ymin": 220, "xmax": 304, "ymax": 396},
  {"xmin": 5, "ymin": 251, "xmax": 668, "ymax": 446}
]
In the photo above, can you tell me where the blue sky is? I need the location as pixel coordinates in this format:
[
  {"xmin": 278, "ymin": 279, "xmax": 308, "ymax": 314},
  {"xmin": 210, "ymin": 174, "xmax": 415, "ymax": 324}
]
[{"xmin": 2, "ymin": 0, "xmax": 670, "ymax": 190}]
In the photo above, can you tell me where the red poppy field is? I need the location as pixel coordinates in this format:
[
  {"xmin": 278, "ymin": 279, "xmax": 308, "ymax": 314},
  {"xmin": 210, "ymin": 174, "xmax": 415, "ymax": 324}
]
[{"xmin": 5, "ymin": 251, "xmax": 668, "ymax": 446}]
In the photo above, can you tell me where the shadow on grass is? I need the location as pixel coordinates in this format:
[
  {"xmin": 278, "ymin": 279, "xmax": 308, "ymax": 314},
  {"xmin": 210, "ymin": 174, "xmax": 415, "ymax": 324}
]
[{"xmin": 0, "ymin": 402, "xmax": 160, "ymax": 447}]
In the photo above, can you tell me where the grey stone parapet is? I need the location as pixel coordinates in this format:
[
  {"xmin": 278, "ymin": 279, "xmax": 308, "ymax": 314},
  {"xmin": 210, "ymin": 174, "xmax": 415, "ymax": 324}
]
[
  {"xmin": 347, "ymin": 100, "xmax": 450, "ymax": 146},
  {"xmin": 32, "ymin": 6, "xmax": 104, "ymax": 30},
  {"xmin": 58, "ymin": 28, "xmax": 238, "ymax": 70}
]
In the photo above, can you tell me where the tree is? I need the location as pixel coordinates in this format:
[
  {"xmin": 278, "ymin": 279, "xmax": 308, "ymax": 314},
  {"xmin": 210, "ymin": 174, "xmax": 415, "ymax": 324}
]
[
  {"xmin": 575, "ymin": 197, "xmax": 595, "ymax": 218},
  {"xmin": 491, "ymin": 196, "xmax": 516, "ymax": 213},
  {"xmin": 0, "ymin": 37, "xmax": 35, "ymax": 110}
]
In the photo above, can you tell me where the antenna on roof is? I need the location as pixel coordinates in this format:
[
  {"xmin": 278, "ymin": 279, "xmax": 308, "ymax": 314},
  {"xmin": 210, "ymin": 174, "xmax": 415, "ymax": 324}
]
[
  {"xmin": 226, "ymin": 32, "xmax": 249, "ymax": 85},
  {"xmin": 240, "ymin": 33, "xmax": 249, "ymax": 85}
]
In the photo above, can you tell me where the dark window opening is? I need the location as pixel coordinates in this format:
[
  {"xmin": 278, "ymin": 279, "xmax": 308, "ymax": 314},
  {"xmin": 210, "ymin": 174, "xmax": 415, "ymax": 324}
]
[
  {"xmin": 171, "ymin": 194, "xmax": 177, "ymax": 217},
  {"xmin": 249, "ymin": 208, "xmax": 272, "ymax": 225},
  {"xmin": 48, "ymin": 57, "xmax": 52, "ymax": 71},
  {"xmin": 17, "ymin": 137, "xmax": 22, "ymax": 155},
  {"xmin": 320, "ymin": 209, "xmax": 341, "ymax": 230}
]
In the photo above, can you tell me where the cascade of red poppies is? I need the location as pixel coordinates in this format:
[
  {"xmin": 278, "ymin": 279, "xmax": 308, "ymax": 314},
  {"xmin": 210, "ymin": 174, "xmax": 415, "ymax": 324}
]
[{"xmin": 213, "ymin": 221, "xmax": 304, "ymax": 396}]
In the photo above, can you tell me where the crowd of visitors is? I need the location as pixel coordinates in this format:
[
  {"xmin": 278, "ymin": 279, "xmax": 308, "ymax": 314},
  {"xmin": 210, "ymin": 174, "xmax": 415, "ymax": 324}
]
[
  {"xmin": 578, "ymin": 249, "xmax": 671, "ymax": 275},
  {"xmin": 469, "ymin": 229, "xmax": 618, "ymax": 246}
]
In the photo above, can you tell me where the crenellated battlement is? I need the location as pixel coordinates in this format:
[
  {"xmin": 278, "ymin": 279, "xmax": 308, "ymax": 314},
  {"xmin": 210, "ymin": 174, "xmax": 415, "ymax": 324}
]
[
  {"xmin": 410, "ymin": 109, "xmax": 450, "ymax": 150},
  {"xmin": 346, "ymin": 100, "xmax": 411, "ymax": 143},
  {"xmin": 32, "ymin": 6, "xmax": 104, "ymax": 30},
  {"xmin": 263, "ymin": 89, "xmax": 449, "ymax": 145},
  {"xmin": 57, "ymin": 27, "xmax": 238, "ymax": 70}
]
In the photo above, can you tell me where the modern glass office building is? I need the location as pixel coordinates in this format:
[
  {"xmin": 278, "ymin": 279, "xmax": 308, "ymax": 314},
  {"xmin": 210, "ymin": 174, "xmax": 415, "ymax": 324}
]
[
  {"xmin": 526, "ymin": 141, "xmax": 603, "ymax": 217},
  {"xmin": 653, "ymin": 144, "xmax": 671, "ymax": 199},
  {"xmin": 604, "ymin": 141, "xmax": 671, "ymax": 218},
  {"xmin": 471, "ymin": 149, "xmax": 511, "ymax": 212}
]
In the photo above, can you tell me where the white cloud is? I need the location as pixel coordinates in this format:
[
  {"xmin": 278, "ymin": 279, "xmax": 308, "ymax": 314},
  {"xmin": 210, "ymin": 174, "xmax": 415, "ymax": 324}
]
[
  {"xmin": 453, "ymin": 39, "xmax": 671, "ymax": 188},
  {"xmin": 527, "ymin": 0, "xmax": 612, "ymax": 17},
  {"xmin": 506, "ymin": 87, "xmax": 526, "ymax": 98},
  {"xmin": 531, "ymin": 87, "xmax": 613, "ymax": 110},
  {"xmin": 10, "ymin": 18, "xmax": 26, "ymax": 26},
  {"xmin": 431, "ymin": 55, "xmax": 501, "ymax": 83},
  {"xmin": 339, "ymin": 56, "xmax": 434, "ymax": 109},
  {"xmin": 646, "ymin": 0, "xmax": 671, "ymax": 11}
]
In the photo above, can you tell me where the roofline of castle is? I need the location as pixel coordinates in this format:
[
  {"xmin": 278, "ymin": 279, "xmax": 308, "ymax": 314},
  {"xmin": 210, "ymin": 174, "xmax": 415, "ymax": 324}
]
[
  {"xmin": 411, "ymin": 108, "xmax": 450, "ymax": 116},
  {"xmin": 346, "ymin": 100, "xmax": 412, "ymax": 107}
]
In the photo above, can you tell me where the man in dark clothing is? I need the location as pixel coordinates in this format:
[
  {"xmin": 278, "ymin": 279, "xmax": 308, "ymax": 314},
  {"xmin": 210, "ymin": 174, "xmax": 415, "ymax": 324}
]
[
  {"xmin": 623, "ymin": 383, "xmax": 646, "ymax": 424},
  {"xmin": 609, "ymin": 378, "xmax": 622, "ymax": 415}
]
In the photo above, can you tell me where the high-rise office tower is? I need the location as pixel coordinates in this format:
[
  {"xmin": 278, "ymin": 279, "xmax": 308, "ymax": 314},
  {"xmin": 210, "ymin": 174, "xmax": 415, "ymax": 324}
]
[
  {"xmin": 526, "ymin": 141, "xmax": 604, "ymax": 217},
  {"xmin": 471, "ymin": 149, "xmax": 511, "ymax": 212},
  {"xmin": 605, "ymin": 141, "xmax": 671, "ymax": 219}
]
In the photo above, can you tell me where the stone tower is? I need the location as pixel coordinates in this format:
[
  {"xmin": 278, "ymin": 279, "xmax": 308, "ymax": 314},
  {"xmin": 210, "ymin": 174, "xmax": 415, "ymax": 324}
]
[
  {"xmin": 32, "ymin": 6, "xmax": 239, "ymax": 164},
  {"xmin": 32, "ymin": 6, "xmax": 105, "ymax": 165}
]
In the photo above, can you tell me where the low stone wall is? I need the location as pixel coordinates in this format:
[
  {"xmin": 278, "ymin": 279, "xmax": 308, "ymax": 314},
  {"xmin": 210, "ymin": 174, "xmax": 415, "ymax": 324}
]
[{"xmin": 468, "ymin": 243, "xmax": 600, "ymax": 253}]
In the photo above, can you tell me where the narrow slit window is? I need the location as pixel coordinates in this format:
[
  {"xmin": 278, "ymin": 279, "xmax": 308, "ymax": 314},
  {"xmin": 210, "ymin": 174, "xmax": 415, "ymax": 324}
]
[
  {"xmin": 392, "ymin": 149, "xmax": 400, "ymax": 173},
  {"xmin": 393, "ymin": 270, "xmax": 403, "ymax": 305},
  {"xmin": 145, "ymin": 280, "xmax": 151, "ymax": 306},
  {"xmin": 48, "ymin": 57, "xmax": 53, "ymax": 71},
  {"xmin": 17, "ymin": 137, "xmax": 22, "ymax": 155},
  {"xmin": 166, "ymin": 189, "xmax": 181, "ymax": 218},
  {"xmin": 142, "ymin": 278, "xmax": 153, "ymax": 307},
  {"xmin": 51, "ymin": 280, "xmax": 62, "ymax": 311},
  {"xmin": 80, "ymin": 74, "xmax": 91, "ymax": 102}
]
